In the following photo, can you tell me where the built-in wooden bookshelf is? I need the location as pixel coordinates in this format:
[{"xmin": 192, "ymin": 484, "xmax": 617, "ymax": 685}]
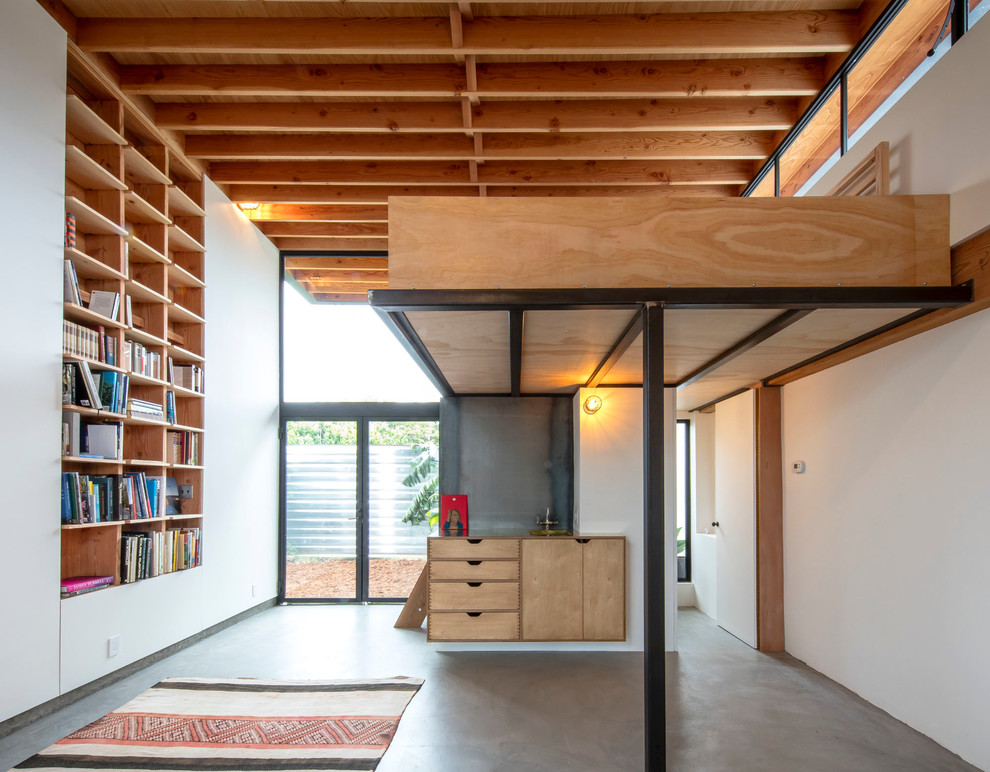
[{"xmin": 61, "ymin": 76, "xmax": 206, "ymax": 599}]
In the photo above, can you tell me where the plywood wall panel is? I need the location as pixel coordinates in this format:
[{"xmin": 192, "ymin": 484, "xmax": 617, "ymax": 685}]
[{"xmin": 388, "ymin": 195, "xmax": 950, "ymax": 290}]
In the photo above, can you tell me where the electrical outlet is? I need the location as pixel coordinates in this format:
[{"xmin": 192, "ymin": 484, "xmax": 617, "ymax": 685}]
[
  {"xmin": 178, "ymin": 485, "xmax": 194, "ymax": 499},
  {"xmin": 107, "ymin": 635, "xmax": 121, "ymax": 658}
]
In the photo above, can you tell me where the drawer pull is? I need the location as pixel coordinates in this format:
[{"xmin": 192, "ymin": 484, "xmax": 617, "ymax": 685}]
[
  {"xmin": 467, "ymin": 612, "xmax": 482, "ymax": 617},
  {"xmin": 577, "ymin": 538, "xmax": 590, "ymax": 544},
  {"xmin": 467, "ymin": 538, "xmax": 483, "ymax": 544},
  {"xmin": 467, "ymin": 582, "xmax": 482, "ymax": 587},
  {"xmin": 467, "ymin": 560, "xmax": 482, "ymax": 566}
]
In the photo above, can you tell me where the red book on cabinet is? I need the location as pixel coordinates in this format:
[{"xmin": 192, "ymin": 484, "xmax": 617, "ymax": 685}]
[{"xmin": 439, "ymin": 494, "xmax": 468, "ymax": 536}]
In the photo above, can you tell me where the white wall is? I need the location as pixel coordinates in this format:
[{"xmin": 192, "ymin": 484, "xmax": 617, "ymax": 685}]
[
  {"xmin": 807, "ymin": 16, "xmax": 990, "ymax": 245},
  {"xmin": 689, "ymin": 412, "xmax": 717, "ymax": 619},
  {"xmin": 202, "ymin": 182, "xmax": 280, "ymax": 624},
  {"xmin": 782, "ymin": 309, "xmax": 990, "ymax": 771},
  {"xmin": 0, "ymin": 1, "xmax": 66, "ymax": 722}
]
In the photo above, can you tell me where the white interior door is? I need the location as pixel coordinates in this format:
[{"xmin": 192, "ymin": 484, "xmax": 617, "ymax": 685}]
[{"xmin": 713, "ymin": 390, "xmax": 757, "ymax": 648}]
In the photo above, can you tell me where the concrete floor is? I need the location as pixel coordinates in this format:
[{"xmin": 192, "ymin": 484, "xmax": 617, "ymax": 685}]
[{"xmin": 0, "ymin": 606, "xmax": 978, "ymax": 771}]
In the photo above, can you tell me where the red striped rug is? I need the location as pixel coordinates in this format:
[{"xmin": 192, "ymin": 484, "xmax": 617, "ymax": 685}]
[{"xmin": 14, "ymin": 677, "xmax": 423, "ymax": 771}]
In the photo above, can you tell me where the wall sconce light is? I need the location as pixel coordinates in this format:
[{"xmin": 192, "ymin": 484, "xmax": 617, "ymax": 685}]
[
  {"xmin": 237, "ymin": 202, "xmax": 260, "ymax": 211},
  {"xmin": 583, "ymin": 394, "xmax": 603, "ymax": 415}
]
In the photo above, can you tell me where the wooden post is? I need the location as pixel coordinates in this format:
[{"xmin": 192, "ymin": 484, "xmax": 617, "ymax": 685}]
[
  {"xmin": 756, "ymin": 386, "xmax": 784, "ymax": 652},
  {"xmin": 394, "ymin": 563, "xmax": 429, "ymax": 629}
]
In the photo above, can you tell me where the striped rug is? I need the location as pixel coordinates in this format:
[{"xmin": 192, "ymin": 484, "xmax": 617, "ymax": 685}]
[{"xmin": 14, "ymin": 677, "xmax": 423, "ymax": 772}]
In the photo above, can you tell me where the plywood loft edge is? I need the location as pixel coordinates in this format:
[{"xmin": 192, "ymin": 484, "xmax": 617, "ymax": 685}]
[{"xmin": 387, "ymin": 195, "xmax": 951, "ymax": 290}]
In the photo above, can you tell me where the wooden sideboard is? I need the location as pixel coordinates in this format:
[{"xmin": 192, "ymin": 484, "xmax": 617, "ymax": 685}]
[{"xmin": 426, "ymin": 535, "xmax": 625, "ymax": 642}]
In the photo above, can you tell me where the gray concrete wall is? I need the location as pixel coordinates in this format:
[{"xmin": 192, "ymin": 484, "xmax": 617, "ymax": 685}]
[{"xmin": 439, "ymin": 397, "xmax": 573, "ymax": 531}]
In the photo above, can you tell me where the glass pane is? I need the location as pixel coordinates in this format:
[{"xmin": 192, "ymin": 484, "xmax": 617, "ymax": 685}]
[
  {"xmin": 676, "ymin": 421, "xmax": 687, "ymax": 556},
  {"xmin": 779, "ymin": 86, "xmax": 841, "ymax": 197},
  {"xmin": 284, "ymin": 421, "xmax": 358, "ymax": 599},
  {"xmin": 368, "ymin": 421, "xmax": 438, "ymax": 598},
  {"xmin": 282, "ymin": 276, "xmax": 440, "ymax": 403}
]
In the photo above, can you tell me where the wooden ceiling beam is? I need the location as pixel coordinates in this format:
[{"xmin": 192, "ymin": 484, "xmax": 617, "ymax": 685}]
[
  {"xmin": 77, "ymin": 13, "xmax": 857, "ymax": 56},
  {"xmin": 157, "ymin": 98, "xmax": 796, "ymax": 133},
  {"xmin": 227, "ymin": 183, "xmax": 740, "ymax": 204},
  {"xmin": 257, "ymin": 221, "xmax": 388, "ymax": 237},
  {"xmin": 209, "ymin": 159, "xmax": 754, "ymax": 185},
  {"xmin": 245, "ymin": 204, "xmax": 388, "ymax": 222},
  {"xmin": 275, "ymin": 236, "xmax": 389, "ymax": 251},
  {"xmin": 186, "ymin": 131, "xmax": 773, "ymax": 161},
  {"xmin": 292, "ymin": 270, "xmax": 390, "ymax": 283},
  {"xmin": 307, "ymin": 293, "xmax": 371, "ymax": 304},
  {"xmin": 285, "ymin": 257, "xmax": 388, "ymax": 271},
  {"xmin": 119, "ymin": 58, "xmax": 823, "ymax": 99},
  {"xmin": 226, "ymin": 185, "xmax": 481, "ymax": 204}
]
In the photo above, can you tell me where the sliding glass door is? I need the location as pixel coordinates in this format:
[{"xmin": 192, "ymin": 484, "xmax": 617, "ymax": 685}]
[{"xmin": 280, "ymin": 416, "xmax": 438, "ymax": 602}]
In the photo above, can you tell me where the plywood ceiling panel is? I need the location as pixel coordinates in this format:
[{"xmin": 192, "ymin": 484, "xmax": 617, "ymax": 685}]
[
  {"xmin": 675, "ymin": 307, "xmax": 916, "ymax": 410},
  {"xmin": 521, "ymin": 309, "xmax": 639, "ymax": 393},
  {"xmin": 406, "ymin": 310, "xmax": 510, "ymax": 393}
]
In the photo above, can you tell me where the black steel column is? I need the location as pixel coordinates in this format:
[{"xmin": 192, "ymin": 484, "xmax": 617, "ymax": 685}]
[
  {"xmin": 357, "ymin": 418, "xmax": 370, "ymax": 602},
  {"xmin": 951, "ymin": 0, "xmax": 968, "ymax": 44},
  {"xmin": 840, "ymin": 74, "xmax": 849, "ymax": 156},
  {"xmin": 774, "ymin": 159, "xmax": 781, "ymax": 197},
  {"xmin": 643, "ymin": 302, "xmax": 666, "ymax": 771}
]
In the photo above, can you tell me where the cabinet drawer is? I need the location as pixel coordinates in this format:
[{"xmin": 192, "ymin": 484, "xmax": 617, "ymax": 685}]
[
  {"xmin": 428, "ymin": 538, "xmax": 519, "ymax": 561},
  {"xmin": 430, "ymin": 560, "xmax": 519, "ymax": 581},
  {"xmin": 429, "ymin": 581, "xmax": 519, "ymax": 611},
  {"xmin": 429, "ymin": 612, "xmax": 520, "ymax": 641}
]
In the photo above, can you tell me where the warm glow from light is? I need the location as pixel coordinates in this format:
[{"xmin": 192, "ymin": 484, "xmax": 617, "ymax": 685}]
[
  {"xmin": 237, "ymin": 202, "xmax": 260, "ymax": 211},
  {"xmin": 583, "ymin": 394, "xmax": 603, "ymax": 414}
]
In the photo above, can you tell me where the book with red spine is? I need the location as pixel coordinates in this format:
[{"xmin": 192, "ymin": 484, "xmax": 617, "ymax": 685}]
[{"xmin": 439, "ymin": 494, "xmax": 468, "ymax": 537}]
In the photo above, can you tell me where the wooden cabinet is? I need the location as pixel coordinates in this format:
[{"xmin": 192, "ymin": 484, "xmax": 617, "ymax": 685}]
[
  {"xmin": 60, "ymin": 77, "xmax": 206, "ymax": 598},
  {"xmin": 428, "ymin": 536, "xmax": 624, "ymax": 642}
]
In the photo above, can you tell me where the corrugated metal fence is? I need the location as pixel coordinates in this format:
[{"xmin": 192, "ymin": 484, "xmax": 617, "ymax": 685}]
[{"xmin": 286, "ymin": 444, "xmax": 432, "ymax": 560}]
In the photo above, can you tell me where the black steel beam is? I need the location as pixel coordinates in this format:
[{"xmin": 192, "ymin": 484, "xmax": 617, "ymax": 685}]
[
  {"xmin": 281, "ymin": 402, "xmax": 441, "ymax": 420},
  {"xmin": 586, "ymin": 311, "xmax": 644, "ymax": 388},
  {"xmin": 763, "ymin": 308, "xmax": 935, "ymax": 385},
  {"xmin": 952, "ymin": 0, "xmax": 969, "ymax": 44},
  {"xmin": 676, "ymin": 309, "xmax": 813, "ymax": 390},
  {"xmin": 743, "ymin": 0, "xmax": 915, "ymax": 196},
  {"xmin": 372, "ymin": 308, "xmax": 455, "ymax": 398},
  {"xmin": 510, "ymin": 310, "xmax": 525, "ymax": 397},
  {"xmin": 369, "ymin": 284, "xmax": 971, "ymax": 313},
  {"xmin": 642, "ymin": 303, "xmax": 666, "ymax": 771}
]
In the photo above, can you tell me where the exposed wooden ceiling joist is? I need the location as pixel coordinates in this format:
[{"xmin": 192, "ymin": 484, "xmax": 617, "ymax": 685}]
[
  {"xmin": 284, "ymin": 257, "xmax": 389, "ymax": 271},
  {"xmin": 209, "ymin": 158, "xmax": 755, "ymax": 185},
  {"xmin": 246, "ymin": 204, "xmax": 389, "ymax": 222},
  {"xmin": 77, "ymin": 13, "xmax": 858, "ymax": 56},
  {"xmin": 256, "ymin": 221, "xmax": 389, "ymax": 237},
  {"xmin": 184, "ymin": 131, "xmax": 774, "ymax": 161},
  {"xmin": 156, "ymin": 97, "xmax": 797, "ymax": 133},
  {"xmin": 119, "ymin": 58, "xmax": 824, "ymax": 98},
  {"xmin": 273, "ymin": 236, "xmax": 390, "ymax": 251}
]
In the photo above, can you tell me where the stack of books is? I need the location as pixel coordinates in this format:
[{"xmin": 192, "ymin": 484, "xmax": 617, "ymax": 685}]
[
  {"xmin": 61, "ymin": 575, "xmax": 113, "ymax": 598},
  {"xmin": 127, "ymin": 398, "xmax": 164, "ymax": 421}
]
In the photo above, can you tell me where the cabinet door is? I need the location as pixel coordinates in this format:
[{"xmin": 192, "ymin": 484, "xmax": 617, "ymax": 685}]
[
  {"xmin": 521, "ymin": 539, "xmax": 583, "ymax": 640},
  {"xmin": 583, "ymin": 539, "xmax": 625, "ymax": 641}
]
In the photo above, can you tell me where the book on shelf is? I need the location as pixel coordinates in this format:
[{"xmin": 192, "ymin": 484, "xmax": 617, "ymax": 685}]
[
  {"xmin": 62, "ymin": 411, "xmax": 81, "ymax": 457},
  {"xmin": 88, "ymin": 290, "xmax": 120, "ymax": 321},
  {"xmin": 63, "ymin": 260, "xmax": 82, "ymax": 305},
  {"xmin": 60, "ymin": 575, "xmax": 113, "ymax": 597},
  {"xmin": 83, "ymin": 422, "xmax": 123, "ymax": 460},
  {"xmin": 171, "ymin": 363, "xmax": 204, "ymax": 392},
  {"xmin": 165, "ymin": 390, "xmax": 176, "ymax": 424},
  {"xmin": 61, "ymin": 472, "xmax": 124, "ymax": 524},
  {"xmin": 167, "ymin": 430, "xmax": 200, "ymax": 466},
  {"xmin": 65, "ymin": 212, "xmax": 76, "ymax": 249},
  {"xmin": 127, "ymin": 397, "xmax": 165, "ymax": 421},
  {"xmin": 124, "ymin": 295, "xmax": 133, "ymax": 327},
  {"xmin": 63, "ymin": 320, "xmax": 116, "ymax": 367},
  {"xmin": 165, "ymin": 476, "xmax": 181, "ymax": 515},
  {"xmin": 125, "ymin": 340, "xmax": 162, "ymax": 379},
  {"xmin": 165, "ymin": 527, "xmax": 201, "ymax": 572}
]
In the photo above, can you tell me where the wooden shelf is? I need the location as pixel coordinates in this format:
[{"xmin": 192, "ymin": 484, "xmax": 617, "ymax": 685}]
[
  {"xmin": 61, "ymin": 456, "xmax": 123, "ymax": 466},
  {"xmin": 168, "ymin": 513, "xmax": 203, "ymax": 521},
  {"xmin": 65, "ymin": 196, "xmax": 127, "ymax": 237},
  {"xmin": 125, "ymin": 190, "xmax": 171, "ymax": 226},
  {"xmin": 126, "ymin": 414, "xmax": 167, "ymax": 427},
  {"xmin": 63, "ymin": 302, "xmax": 125, "ymax": 329},
  {"xmin": 170, "ymin": 384, "xmax": 205, "ymax": 398},
  {"xmin": 170, "ymin": 464, "xmax": 205, "ymax": 470},
  {"xmin": 127, "ymin": 371, "xmax": 169, "ymax": 387},
  {"xmin": 169, "ymin": 303, "xmax": 205, "ymax": 325},
  {"xmin": 66, "ymin": 145, "xmax": 126, "ymax": 191},
  {"xmin": 124, "ymin": 146, "xmax": 171, "ymax": 185},
  {"xmin": 62, "ymin": 521, "xmax": 120, "ymax": 530},
  {"xmin": 167, "ymin": 262, "xmax": 205, "ymax": 289},
  {"xmin": 169, "ymin": 224, "xmax": 205, "ymax": 253},
  {"xmin": 65, "ymin": 247, "xmax": 126, "ymax": 282},
  {"xmin": 169, "ymin": 423, "xmax": 204, "ymax": 433},
  {"xmin": 65, "ymin": 95, "xmax": 126, "ymax": 146},
  {"xmin": 127, "ymin": 235, "xmax": 169, "ymax": 265},
  {"xmin": 166, "ymin": 344, "xmax": 205, "ymax": 363},
  {"xmin": 64, "ymin": 357, "xmax": 126, "ymax": 374},
  {"xmin": 168, "ymin": 185, "xmax": 206, "ymax": 218},
  {"xmin": 123, "ymin": 458, "xmax": 168, "ymax": 467},
  {"xmin": 125, "ymin": 326, "xmax": 168, "ymax": 347},
  {"xmin": 126, "ymin": 279, "xmax": 169, "ymax": 305},
  {"xmin": 62, "ymin": 405, "xmax": 127, "ymax": 421}
]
